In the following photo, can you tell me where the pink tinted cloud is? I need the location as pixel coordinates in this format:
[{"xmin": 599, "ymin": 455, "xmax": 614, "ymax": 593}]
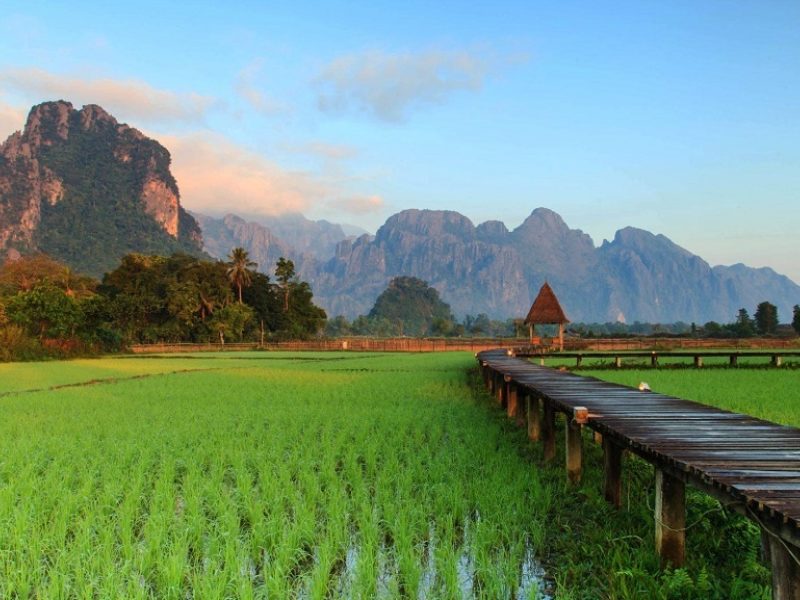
[
  {"xmin": 0, "ymin": 101, "xmax": 26, "ymax": 137},
  {"xmin": 162, "ymin": 132, "xmax": 331, "ymax": 216},
  {"xmin": 329, "ymin": 195, "xmax": 384, "ymax": 214},
  {"xmin": 0, "ymin": 68, "xmax": 216, "ymax": 124}
]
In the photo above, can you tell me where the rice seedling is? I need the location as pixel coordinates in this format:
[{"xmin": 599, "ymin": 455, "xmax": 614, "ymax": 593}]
[{"xmin": 0, "ymin": 352, "xmax": 552, "ymax": 598}]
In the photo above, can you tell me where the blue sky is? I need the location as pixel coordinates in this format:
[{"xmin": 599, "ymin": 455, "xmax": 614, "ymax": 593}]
[{"xmin": 1, "ymin": 1, "xmax": 798, "ymax": 282}]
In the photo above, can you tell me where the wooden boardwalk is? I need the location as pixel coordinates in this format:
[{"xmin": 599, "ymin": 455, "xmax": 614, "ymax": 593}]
[{"xmin": 477, "ymin": 348, "xmax": 800, "ymax": 598}]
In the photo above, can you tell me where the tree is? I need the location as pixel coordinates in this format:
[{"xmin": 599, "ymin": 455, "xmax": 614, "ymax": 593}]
[
  {"xmin": 226, "ymin": 247, "xmax": 257, "ymax": 304},
  {"xmin": 793, "ymin": 305, "xmax": 800, "ymax": 336},
  {"xmin": 208, "ymin": 304, "xmax": 254, "ymax": 344},
  {"xmin": 754, "ymin": 301, "xmax": 779, "ymax": 335},
  {"xmin": 284, "ymin": 281, "xmax": 327, "ymax": 338},
  {"xmin": 732, "ymin": 308, "xmax": 755, "ymax": 337},
  {"xmin": 6, "ymin": 284, "xmax": 83, "ymax": 339},
  {"xmin": 368, "ymin": 276, "xmax": 454, "ymax": 336},
  {"xmin": 275, "ymin": 257, "xmax": 295, "ymax": 312},
  {"xmin": 0, "ymin": 253, "xmax": 96, "ymax": 297}
]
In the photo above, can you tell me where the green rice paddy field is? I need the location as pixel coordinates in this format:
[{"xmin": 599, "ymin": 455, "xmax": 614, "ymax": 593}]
[{"xmin": 0, "ymin": 351, "xmax": 794, "ymax": 598}]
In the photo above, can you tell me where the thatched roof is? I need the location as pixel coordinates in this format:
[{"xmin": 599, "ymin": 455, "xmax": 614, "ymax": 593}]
[{"xmin": 524, "ymin": 282, "xmax": 569, "ymax": 325}]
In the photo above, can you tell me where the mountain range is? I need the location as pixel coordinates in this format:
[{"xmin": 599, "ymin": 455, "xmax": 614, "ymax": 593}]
[{"xmin": 1, "ymin": 101, "xmax": 798, "ymax": 324}]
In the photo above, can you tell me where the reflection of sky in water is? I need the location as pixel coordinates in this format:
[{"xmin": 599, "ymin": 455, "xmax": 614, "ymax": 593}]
[{"xmin": 297, "ymin": 518, "xmax": 550, "ymax": 599}]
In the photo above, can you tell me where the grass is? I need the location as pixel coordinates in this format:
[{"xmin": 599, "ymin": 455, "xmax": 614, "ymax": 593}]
[
  {"xmin": 0, "ymin": 352, "xmax": 551, "ymax": 598},
  {"xmin": 0, "ymin": 350, "xmax": 781, "ymax": 598},
  {"xmin": 581, "ymin": 368, "xmax": 800, "ymax": 426}
]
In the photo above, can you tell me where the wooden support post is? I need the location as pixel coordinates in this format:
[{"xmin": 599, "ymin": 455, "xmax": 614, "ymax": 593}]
[
  {"xmin": 487, "ymin": 370, "xmax": 495, "ymax": 395},
  {"xmin": 694, "ymin": 355, "xmax": 703, "ymax": 368},
  {"xmin": 526, "ymin": 396, "xmax": 541, "ymax": 441},
  {"xmin": 615, "ymin": 356, "xmax": 622, "ymax": 368},
  {"xmin": 566, "ymin": 412, "xmax": 583, "ymax": 484},
  {"xmin": 603, "ymin": 438, "xmax": 622, "ymax": 508},
  {"xmin": 507, "ymin": 379, "xmax": 518, "ymax": 419},
  {"xmin": 496, "ymin": 374, "xmax": 505, "ymax": 406},
  {"xmin": 655, "ymin": 469, "xmax": 685, "ymax": 568},
  {"xmin": 542, "ymin": 402, "xmax": 556, "ymax": 462},
  {"xmin": 761, "ymin": 529, "xmax": 772, "ymax": 565},
  {"xmin": 768, "ymin": 533, "xmax": 800, "ymax": 599}
]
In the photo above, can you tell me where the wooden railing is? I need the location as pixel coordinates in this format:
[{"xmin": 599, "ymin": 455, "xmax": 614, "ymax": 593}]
[{"xmin": 516, "ymin": 349, "xmax": 800, "ymax": 368}]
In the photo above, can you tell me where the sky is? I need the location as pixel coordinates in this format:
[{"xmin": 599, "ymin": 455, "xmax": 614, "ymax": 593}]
[{"xmin": 1, "ymin": 1, "xmax": 798, "ymax": 282}]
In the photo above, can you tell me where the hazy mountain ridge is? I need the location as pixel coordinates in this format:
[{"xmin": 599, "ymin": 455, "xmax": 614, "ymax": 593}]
[{"xmin": 198, "ymin": 207, "xmax": 800, "ymax": 323}]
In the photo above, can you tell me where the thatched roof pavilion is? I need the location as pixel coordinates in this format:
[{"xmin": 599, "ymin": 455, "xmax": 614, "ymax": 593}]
[{"xmin": 524, "ymin": 282, "xmax": 570, "ymax": 350}]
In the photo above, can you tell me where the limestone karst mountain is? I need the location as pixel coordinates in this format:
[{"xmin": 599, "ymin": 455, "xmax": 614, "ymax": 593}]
[
  {"xmin": 2, "ymin": 101, "xmax": 797, "ymax": 323},
  {"xmin": 0, "ymin": 101, "xmax": 203, "ymax": 276},
  {"xmin": 199, "ymin": 207, "xmax": 800, "ymax": 324}
]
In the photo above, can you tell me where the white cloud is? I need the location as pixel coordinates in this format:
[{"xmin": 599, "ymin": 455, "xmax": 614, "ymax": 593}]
[
  {"xmin": 329, "ymin": 195, "xmax": 385, "ymax": 213},
  {"xmin": 0, "ymin": 68, "xmax": 217, "ymax": 125},
  {"xmin": 315, "ymin": 49, "xmax": 495, "ymax": 122},
  {"xmin": 234, "ymin": 60, "xmax": 287, "ymax": 117}
]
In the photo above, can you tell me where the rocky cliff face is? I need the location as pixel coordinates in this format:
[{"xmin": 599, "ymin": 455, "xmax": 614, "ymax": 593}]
[
  {"xmin": 192, "ymin": 212, "xmax": 295, "ymax": 274},
  {"xmin": 0, "ymin": 101, "xmax": 202, "ymax": 275},
  {"xmin": 306, "ymin": 208, "xmax": 800, "ymax": 323},
  {"xmin": 195, "ymin": 205, "xmax": 800, "ymax": 323}
]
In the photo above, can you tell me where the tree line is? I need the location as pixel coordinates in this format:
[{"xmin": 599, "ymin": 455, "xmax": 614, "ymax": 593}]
[{"xmin": 0, "ymin": 249, "xmax": 326, "ymax": 360}]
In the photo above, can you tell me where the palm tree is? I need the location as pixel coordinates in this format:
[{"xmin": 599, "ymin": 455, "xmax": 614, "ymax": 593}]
[{"xmin": 226, "ymin": 247, "xmax": 257, "ymax": 304}]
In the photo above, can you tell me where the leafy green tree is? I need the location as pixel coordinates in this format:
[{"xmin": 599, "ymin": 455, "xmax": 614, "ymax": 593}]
[
  {"xmin": 0, "ymin": 253, "xmax": 96, "ymax": 297},
  {"xmin": 754, "ymin": 301, "xmax": 779, "ymax": 335},
  {"xmin": 101, "ymin": 253, "xmax": 231, "ymax": 342},
  {"xmin": 732, "ymin": 308, "xmax": 755, "ymax": 337},
  {"xmin": 226, "ymin": 247, "xmax": 257, "ymax": 304},
  {"xmin": 6, "ymin": 285, "xmax": 83, "ymax": 339},
  {"xmin": 208, "ymin": 303, "xmax": 254, "ymax": 344},
  {"xmin": 284, "ymin": 281, "xmax": 327, "ymax": 338},
  {"xmin": 793, "ymin": 305, "xmax": 800, "ymax": 335},
  {"xmin": 325, "ymin": 315, "xmax": 352, "ymax": 337},
  {"xmin": 275, "ymin": 257, "xmax": 295, "ymax": 312},
  {"xmin": 241, "ymin": 272, "xmax": 284, "ymax": 334},
  {"xmin": 368, "ymin": 276, "xmax": 454, "ymax": 336}
]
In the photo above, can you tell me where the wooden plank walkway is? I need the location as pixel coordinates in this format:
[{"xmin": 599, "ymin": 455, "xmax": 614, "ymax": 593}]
[{"xmin": 477, "ymin": 348, "xmax": 800, "ymax": 598}]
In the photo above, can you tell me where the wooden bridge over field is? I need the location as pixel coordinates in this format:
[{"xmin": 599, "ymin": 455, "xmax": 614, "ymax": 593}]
[{"xmin": 478, "ymin": 348, "xmax": 800, "ymax": 599}]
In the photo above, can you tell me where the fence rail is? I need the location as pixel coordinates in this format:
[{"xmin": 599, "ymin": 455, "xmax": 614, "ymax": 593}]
[{"xmin": 128, "ymin": 336, "xmax": 798, "ymax": 354}]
